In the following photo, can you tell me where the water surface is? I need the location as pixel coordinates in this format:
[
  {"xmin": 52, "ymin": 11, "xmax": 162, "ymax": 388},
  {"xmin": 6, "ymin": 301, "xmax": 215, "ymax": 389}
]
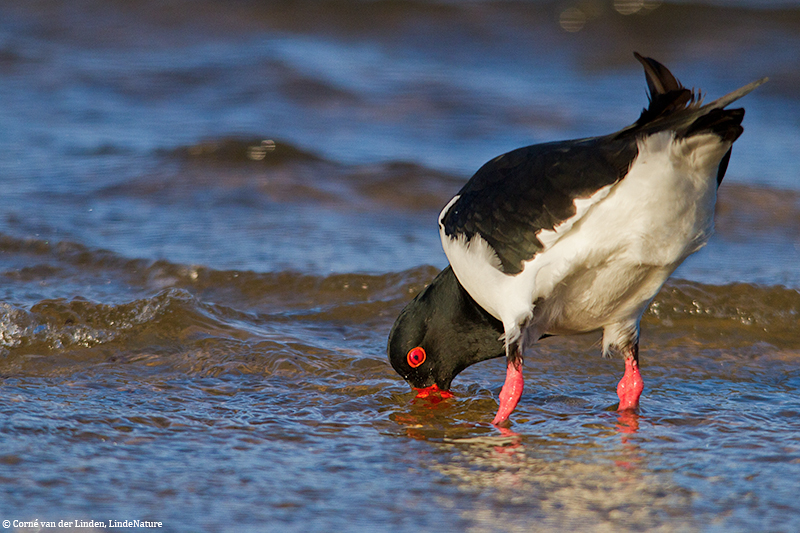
[{"xmin": 1, "ymin": 1, "xmax": 799, "ymax": 531}]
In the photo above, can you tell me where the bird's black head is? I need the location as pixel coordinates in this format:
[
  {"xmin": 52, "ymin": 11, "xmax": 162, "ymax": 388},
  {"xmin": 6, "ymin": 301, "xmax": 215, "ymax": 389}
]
[{"xmin": 387, "ymin": 266, "xmax": 505, "ymax": 392}]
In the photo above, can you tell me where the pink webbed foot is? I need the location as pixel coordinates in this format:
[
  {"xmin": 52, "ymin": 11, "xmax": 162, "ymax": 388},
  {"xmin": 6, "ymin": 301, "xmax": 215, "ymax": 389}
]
[
  {"xmin": 617, "ymin": 351, "xmax": 644, "ymax": 411},
  {"xmin": 492, "ymin": 359, "xmax": 524, "ymax": 426}
]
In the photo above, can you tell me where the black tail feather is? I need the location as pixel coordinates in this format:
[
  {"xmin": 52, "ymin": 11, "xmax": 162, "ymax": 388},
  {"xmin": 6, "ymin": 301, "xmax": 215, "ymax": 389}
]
[
  {"xmin": 634, "ymin": 52, "xmax": 696, "ymax": 125},
  {"xmin": 634, "ymin": 52, "xmax": 682, "ymax": 95}
]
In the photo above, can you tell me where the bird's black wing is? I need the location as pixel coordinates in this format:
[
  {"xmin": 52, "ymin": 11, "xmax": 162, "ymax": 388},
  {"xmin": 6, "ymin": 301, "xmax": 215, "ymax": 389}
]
[{"xmin": 440, "ymin": 135, "xmax": 638, "ymax": 274}]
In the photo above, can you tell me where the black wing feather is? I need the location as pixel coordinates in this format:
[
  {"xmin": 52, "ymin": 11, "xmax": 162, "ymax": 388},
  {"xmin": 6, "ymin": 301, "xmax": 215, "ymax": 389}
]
[{"xmin": 441, "ymin": 136, "xmax": 637, "ymax": 274}]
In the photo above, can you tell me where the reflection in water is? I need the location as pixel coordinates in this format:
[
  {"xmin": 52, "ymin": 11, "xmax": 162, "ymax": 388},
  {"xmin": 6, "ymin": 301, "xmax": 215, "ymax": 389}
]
[
  {"xmin": 615, "ymin": 411, "xmax": 644, "ymax": 471},
  {"xmin": 392, "ymin": 390, "xmax": 688, "ymax": 529},
  {"xmin": 422, "ymin": 419, "xmax": 695, "ymax": 532},
  {"xmin": 616, "ymin": 410, "xmax": 641, "ymax": 435}
]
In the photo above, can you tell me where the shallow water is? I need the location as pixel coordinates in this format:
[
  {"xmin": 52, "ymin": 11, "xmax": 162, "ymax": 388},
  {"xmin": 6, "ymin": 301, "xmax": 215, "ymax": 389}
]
[{"xmin": 1, "ymin": 1, "xmax": 800, "ymax": 531}]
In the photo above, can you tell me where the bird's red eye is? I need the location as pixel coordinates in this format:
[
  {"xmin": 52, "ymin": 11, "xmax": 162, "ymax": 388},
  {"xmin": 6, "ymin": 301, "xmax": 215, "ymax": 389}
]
[{"xmin": 407, "ymin": 347, "xmax": 426, "ymax": 368}]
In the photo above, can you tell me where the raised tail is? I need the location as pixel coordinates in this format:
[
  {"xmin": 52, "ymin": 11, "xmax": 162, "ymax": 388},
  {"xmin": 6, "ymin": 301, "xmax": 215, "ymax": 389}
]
[
  {"xmin": 632, "ymin": 52, "xmax": 767, "ymax": 133},
  {"xmin": 633, "ymin": 52, "xmax": 769, "ymax": 129},
  {"xmin": 626, "ymin": 53, "xmax": 767, "ymax": 185}
]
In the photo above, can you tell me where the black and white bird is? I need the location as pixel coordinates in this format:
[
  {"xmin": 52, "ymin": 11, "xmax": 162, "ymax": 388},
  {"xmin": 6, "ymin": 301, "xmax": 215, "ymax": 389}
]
[{"xmin": 388, "ymin": 53, "xmax": 766, "ymax": 425}]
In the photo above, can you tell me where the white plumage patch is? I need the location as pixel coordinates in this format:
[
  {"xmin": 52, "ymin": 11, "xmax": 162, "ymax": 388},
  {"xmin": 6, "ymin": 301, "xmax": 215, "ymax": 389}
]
[{"xmin": 440, "ymin": 131, "xmax": 732, "ymax": 353}]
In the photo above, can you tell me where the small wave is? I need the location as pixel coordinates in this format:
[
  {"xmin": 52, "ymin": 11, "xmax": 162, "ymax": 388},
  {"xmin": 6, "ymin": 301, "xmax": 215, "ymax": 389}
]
[
  {"xmin": 0, "ymin": 234, "xmax": 438, "ymax": 376},
  {"xmin": 123, "ymin": 136, "xmax": 466, "ymax": 211},
  {"xmin": 170, "ymin": 137, "xmax": 323, "ymax": 166},
  {"xmin": 0, "ymin": 288, "xmax": 197, "ymax": 355},
  {"xmin": 0, "ymin": 280, "xmax": 405, "ymax": 384},
  {"xmin": 648, "ymin": 279, "xmax": 800, "ymax": 349}
]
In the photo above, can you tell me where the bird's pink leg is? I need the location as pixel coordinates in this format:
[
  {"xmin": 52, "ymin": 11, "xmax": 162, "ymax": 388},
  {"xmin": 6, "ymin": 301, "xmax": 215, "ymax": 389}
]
[
  {"xmin": 617, "ymin": 343, "xmax": 644, "ymax": 411},
  {"xmin": 492, "ymin": 359, "xmax": 524, "ymax": 426}
]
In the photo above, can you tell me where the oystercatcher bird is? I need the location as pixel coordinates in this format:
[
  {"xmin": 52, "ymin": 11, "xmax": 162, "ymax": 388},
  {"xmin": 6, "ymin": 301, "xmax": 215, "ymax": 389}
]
[{"xmin": 388, "ymin": 53, "xmax": 766, "ymax": 425}]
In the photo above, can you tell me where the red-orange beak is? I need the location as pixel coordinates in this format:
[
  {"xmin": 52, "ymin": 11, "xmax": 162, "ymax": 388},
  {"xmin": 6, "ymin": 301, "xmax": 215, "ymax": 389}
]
[{"xmin": 413, "ymin": 383, "xmax": 454, "ymax": 399}]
